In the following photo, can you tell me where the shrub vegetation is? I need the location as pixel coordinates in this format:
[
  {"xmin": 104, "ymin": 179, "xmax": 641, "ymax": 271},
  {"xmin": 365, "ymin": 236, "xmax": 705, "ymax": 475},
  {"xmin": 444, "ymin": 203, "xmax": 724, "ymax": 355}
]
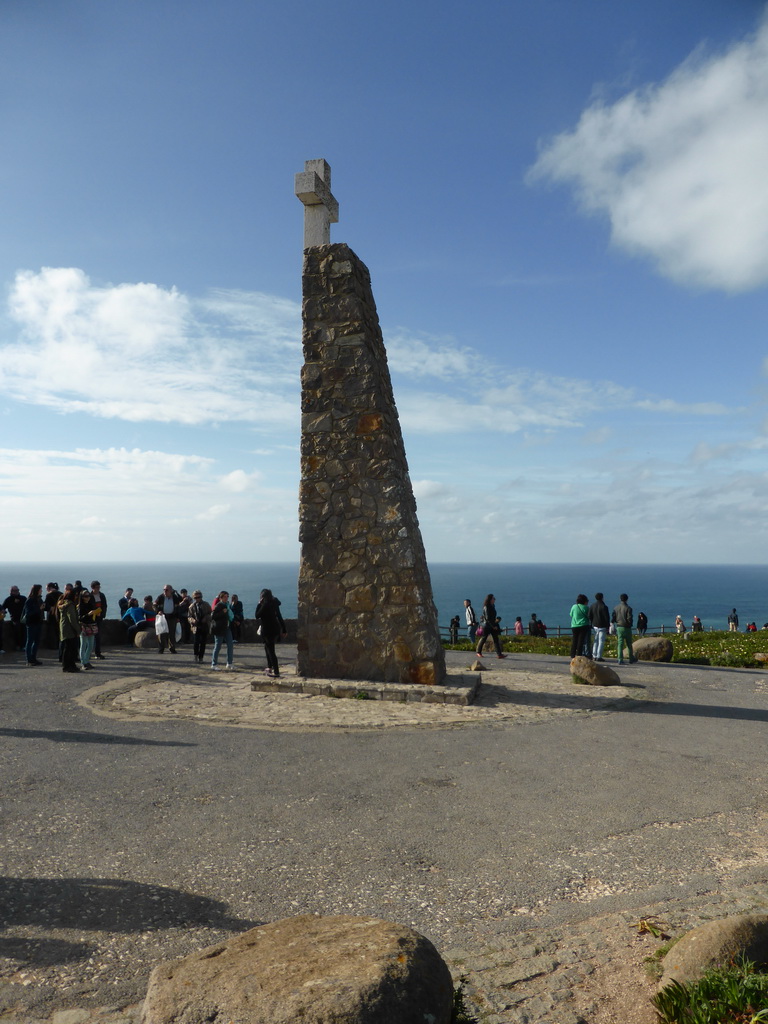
[
  {"xmin": 652, "ymin": 957, "xmax": 768, "ymax": 1024},
  {"xmin": 444, "ymin": 630, "xmax": 768, "ymax": 669}
]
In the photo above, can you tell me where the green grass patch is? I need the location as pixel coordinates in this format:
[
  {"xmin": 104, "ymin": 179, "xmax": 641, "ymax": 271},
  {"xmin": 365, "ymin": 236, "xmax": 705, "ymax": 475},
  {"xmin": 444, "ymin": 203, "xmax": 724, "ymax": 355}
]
[
  {"xmin": 644, "ymin": 937, "xmax": 681, "ymax": 981},
  {"xmin": 653, "ymin": 957, "xmax": 768, "ymax": 1023},
  {"xmin": 446, "ymin": 635, "xmax": 572, "ymax": 657},
  {"xmin": 444, "ymin": 630, "xmax": 768, "ymax": 669},
  {"xmin": 668, "ymin": 631, "xmax": 768, "ymax": 668}
]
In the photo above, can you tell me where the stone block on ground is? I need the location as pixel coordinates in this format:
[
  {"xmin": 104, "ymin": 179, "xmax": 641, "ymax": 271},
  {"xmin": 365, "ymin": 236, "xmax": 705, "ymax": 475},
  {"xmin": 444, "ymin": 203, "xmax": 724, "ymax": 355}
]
[
  {"xmin": 632, "ymin": 636, "xmax": 673, "ymax": 662},
  {"xmin": 141, "ymin": 913, "xmax": 453, "ymax": 1024},
  {"xmin": 570, "ymin": 656, "xmax": 620, "ymax": 686},
  {"xmin": 659, "ymin": 914, "xmax": 768, "ymax": 991}
]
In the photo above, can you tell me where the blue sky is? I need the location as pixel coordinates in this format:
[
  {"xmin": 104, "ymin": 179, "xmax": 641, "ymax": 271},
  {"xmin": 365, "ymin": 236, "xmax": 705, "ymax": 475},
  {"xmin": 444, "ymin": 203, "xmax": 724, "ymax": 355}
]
[{"xmin": 1, "ymin": 0, "xmax": 767, "ymax": 563}]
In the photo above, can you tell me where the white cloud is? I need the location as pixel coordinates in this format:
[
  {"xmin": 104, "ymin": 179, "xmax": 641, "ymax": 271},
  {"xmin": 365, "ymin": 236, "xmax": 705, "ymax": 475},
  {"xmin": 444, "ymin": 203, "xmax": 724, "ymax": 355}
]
[
  {"xmin": 1, "ymin": 269, "xmax": 302, "ymax": 424},
  {"xmin": 395, "ymin": 369, "xmax": 732, "ymax": 436},
  {"xmin": 396, "ymin": 373, "xmax": 608, "ymax": 435},
  {"xmin": 0, "ymin": 446, "xmax": 296, "ymax": 560},
  {"xmin": 1, "ymin": 269, "xmax": 737, "ymax": 446},
  {"xmin": 0, "ymin": 267, "xmax": 758, "ymax": 563},
  {"xmin": 196, "ymin": 504, "xmax": 231, "ymax": 521},
  {"xmin": 529, "ymin": 16, "xmax": 768, "ymax": 291},
  {"xmin": 635, "ymin": 398, "xmax": 731, "ymax": 415},
  {"xmin": 402, "ymin": 447, "xmax": 768, "ymax": 561},
  {"xmin": 412, "ymin": 479, "xmax": 450, "ymax": 499},
  {"xmin": 219, "ymin": 469, "xmax": 262, "ymax": 492},
  {"xmin": 583, "ymin": 426, "xmax": 613, "ymax": 445},
  {"xmin": 691, "ymin": 435, "xmax": 768, "ymax": 463},
  {"xmin": 386, "ymin": 331, "xmax": 474, "ymax": 380}
]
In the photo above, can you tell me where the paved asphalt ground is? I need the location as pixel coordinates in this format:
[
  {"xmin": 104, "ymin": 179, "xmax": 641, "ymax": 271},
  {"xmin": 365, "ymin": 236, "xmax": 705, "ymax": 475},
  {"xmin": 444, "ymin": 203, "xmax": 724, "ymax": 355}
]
[{"xmin": 2, "ymin": 642, "xmax": 768, "ymax": 1021}]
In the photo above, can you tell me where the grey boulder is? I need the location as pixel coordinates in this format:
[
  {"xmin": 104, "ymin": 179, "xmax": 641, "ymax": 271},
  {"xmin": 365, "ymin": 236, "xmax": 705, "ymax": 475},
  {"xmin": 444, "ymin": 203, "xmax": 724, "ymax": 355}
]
[
  {"xmin": 659, "ymin": 914, "xmax": 768, "ymax": 991},
  {"xmin": 141, "ymin": 913, "xmax": 454, "ymax": 1024},
  {"xmin": 570, "ymin": 656, "xmax": 620, "ymax": 686},
  {"xmin": 632, "ymin": 636, "xmax": 673, "ymax": 662},
  {"xmin": 134, "ymin": 629, "xmax": 158, "ymax": 649}
]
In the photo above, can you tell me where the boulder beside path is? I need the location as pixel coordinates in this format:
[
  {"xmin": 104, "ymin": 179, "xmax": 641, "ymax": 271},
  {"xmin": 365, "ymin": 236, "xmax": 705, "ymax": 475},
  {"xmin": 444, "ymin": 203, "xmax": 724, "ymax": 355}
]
[
  {"xmin": 659, "ymin": 914, "xmax": 768, "ymax": 991},
  {"xmin": 632, "ymin": 636, "xmax": 674, "ymax": 662},
  {"xmin": 569, "ymin": 656, "xmax": 621, "ymax": 686},
  {"xmin": 141, "ymin": 913, "xmax": 454, "ymax": 1024}
]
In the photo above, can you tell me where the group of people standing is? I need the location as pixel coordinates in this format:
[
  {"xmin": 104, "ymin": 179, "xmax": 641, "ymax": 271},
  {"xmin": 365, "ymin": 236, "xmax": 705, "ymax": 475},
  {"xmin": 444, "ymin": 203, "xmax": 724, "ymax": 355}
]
[
  {"xmin": 569, "ymin": 592, "xmax": 643, "ymax": 665},
  {"xmin": 118, "ymin": 586, "xmax": 248, "ymax": 654},
  {"xmin": 1, "ymin": 580, "xmax": 111, "ymax": 670},
  {"xmin": 29, "ymin": 581, "xmax": 109, "ymax": 672},
  {"xmin": 2, "ymin": 580, "xmax": 287, "ymax": 678},
  {"xmin": 120, "ymin": 583, "xmax": 286, "ymax": 676}
]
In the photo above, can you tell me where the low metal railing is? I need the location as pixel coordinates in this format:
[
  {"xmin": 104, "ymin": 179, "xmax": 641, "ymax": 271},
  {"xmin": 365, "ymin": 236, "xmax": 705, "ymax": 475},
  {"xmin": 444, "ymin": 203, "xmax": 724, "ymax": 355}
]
[{"xmin": 440, "ymin": 623, "xmax": 720, "ymax": 641}]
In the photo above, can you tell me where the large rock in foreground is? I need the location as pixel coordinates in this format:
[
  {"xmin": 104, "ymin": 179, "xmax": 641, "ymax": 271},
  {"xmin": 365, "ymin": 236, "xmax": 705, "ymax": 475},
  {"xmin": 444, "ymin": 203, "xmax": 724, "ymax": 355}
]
[
  {"xmin": 659, "ymin": 914, "xmax": 768, "ymax": 991},
  {"xmin": 632, "ymin": 636, "xmax": 674, "ymax": 662},
  {"xmin": 570, "ymin": 656, "xmax": 620, "ymax": 686},
  {"xmin": 141, "ymin": 914, "xmax": 453, "ymax": 1024}
]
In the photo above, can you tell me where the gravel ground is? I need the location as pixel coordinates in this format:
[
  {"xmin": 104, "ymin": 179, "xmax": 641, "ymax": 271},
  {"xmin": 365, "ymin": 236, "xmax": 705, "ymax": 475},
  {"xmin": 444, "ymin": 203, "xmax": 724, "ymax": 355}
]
[{"xmin": 2, "ymin": 644, "xmax": 768, "ymax": 1023}]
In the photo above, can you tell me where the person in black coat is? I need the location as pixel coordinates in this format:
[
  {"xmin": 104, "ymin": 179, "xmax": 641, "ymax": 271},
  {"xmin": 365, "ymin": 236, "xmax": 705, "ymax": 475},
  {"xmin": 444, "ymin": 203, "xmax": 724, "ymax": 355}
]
[
  {"xmin": 255, "ymin": 588, "xmax": 286, "ymax": 678},
  {"xmin": 588, "ymin": 592, "xmax": 611, "ymax": 661},
  {"xmin": 3, "ymin": 586, "xmax": 26, "ymax": 650},
  {"xmin": 23, "ymin": 584, "xmax": 45, "ymax": 666}
]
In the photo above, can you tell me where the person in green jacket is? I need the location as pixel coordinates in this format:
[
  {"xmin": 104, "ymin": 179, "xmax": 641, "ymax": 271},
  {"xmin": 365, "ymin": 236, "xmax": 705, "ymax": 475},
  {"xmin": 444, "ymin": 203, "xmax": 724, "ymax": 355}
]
[{"xmin": 569, "ymin": 594, "xmax": 591, "ymax": 659}]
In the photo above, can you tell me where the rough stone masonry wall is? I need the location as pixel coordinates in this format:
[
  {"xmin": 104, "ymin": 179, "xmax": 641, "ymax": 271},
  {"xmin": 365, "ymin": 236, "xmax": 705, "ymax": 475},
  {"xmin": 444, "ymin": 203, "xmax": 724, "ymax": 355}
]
[{"xmin": 297, "ymin": 243, "xmax": 446, "ymax": 685}]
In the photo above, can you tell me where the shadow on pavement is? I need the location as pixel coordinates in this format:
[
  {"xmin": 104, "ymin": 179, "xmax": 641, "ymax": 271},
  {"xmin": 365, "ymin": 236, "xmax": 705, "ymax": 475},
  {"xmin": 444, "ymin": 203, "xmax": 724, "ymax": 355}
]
[
  {"xmin": 0, "ymin": 935, "xmax": 92, "ymax": 965},
  {"xmin": 0, "ymin": 876, "xmax": 260, "ymax": 966},
  {"xmin": 618, "ymin": 700, "xmax": 768, "ymax": 722},
  {"xmin": 478, "ymin": 681, "xmax": 768, "ymax": 723},
  {"xmin": 0, "ymin": 727, "xmax": 195, "ymax": 747},
  {"xmin": 477, "ymin": 682, "xmax": 644, "ymax": 713}
]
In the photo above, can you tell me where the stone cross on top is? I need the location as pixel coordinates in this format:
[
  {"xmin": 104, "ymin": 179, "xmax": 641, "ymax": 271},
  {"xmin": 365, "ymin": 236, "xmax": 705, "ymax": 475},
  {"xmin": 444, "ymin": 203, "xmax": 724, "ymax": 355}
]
[{"xmin": 294, "ymin": 159, "xmax": 339, "ymax": 248}]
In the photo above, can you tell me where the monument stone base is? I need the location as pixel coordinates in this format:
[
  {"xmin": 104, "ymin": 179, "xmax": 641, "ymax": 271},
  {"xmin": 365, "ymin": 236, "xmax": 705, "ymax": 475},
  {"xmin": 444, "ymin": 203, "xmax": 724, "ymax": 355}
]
[{"xmin": 250, "ymin": 666, "xmax": 478, "ymax": 706}]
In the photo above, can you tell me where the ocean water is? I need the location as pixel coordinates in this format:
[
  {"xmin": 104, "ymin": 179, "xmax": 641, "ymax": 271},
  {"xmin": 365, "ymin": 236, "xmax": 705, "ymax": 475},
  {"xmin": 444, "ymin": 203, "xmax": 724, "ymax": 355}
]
[{"xmin": 4, "ymin": 562, "xmax": 768, "ymax": 632}]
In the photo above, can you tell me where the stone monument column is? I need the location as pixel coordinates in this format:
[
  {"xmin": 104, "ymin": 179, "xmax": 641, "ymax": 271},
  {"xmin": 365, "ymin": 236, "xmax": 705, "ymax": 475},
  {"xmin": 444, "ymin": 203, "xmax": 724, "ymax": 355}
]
[{"xmin": 295, "ymin": 161, "xmax": 445, "ymax": 686}]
